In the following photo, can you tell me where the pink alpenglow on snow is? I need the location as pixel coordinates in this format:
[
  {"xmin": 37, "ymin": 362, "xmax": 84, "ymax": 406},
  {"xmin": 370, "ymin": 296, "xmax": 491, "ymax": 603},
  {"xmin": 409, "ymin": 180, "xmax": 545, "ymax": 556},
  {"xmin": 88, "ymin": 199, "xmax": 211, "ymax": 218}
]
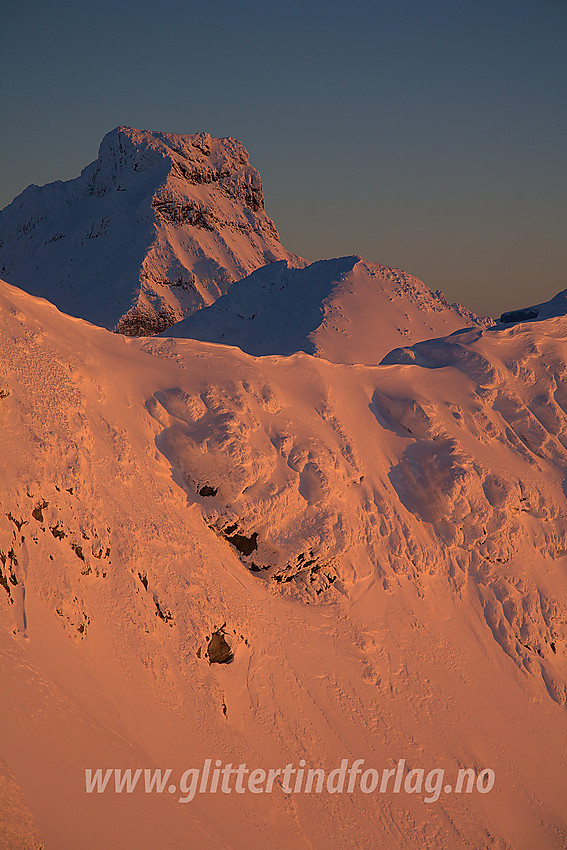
[
  {"xmin": 0, "ymin": 119, "xmax": 566, "ymax": 850},
  {"xmin": 0, "ymin": 273, "xmax": 566, "ymax": 848}
]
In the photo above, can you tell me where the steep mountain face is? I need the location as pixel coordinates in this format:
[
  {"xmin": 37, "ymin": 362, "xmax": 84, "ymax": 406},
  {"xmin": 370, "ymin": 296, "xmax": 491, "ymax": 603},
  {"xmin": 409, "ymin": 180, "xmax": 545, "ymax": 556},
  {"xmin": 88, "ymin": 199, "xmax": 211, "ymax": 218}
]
[
  {"xmin": 166, "ymin": 255, "xmax": 493, "ymax": 362},
  {"xmin": 0, "ymin": 127, "xmax": 303, "ymax": 334},
  {"xmin": 1, "ymin": 277, "xmax": 566, "ymax": 849}
]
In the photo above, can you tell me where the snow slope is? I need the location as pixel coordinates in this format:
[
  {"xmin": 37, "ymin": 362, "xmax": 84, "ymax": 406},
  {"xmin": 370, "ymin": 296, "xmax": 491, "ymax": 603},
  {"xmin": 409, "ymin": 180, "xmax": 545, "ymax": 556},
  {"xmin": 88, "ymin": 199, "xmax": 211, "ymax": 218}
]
[
  {"xmin": 165, "ymin": 255, "xmax": 493, "ymax": 363},
  {"xmin": 0, "ymin": 127, "xmax": 303, "ymax": 335},
  {"xmin": 0, "ymin": 278, "xmax": 566, "ymax": 848}
]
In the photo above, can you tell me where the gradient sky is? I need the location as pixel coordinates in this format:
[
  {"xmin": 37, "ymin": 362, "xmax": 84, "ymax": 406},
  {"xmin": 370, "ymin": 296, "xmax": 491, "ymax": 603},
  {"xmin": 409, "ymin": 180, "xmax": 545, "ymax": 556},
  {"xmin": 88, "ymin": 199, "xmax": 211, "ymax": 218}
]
[{"xmin": 1, "ymin": 0, "xmax": 565, "ymax": 317}]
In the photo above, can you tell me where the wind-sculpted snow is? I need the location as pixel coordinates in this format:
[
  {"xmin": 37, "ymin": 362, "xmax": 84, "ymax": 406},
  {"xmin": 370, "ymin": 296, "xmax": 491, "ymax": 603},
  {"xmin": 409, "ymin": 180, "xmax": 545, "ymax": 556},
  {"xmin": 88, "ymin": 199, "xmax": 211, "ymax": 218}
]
[
  {"xmin": 380, "ymin": 328, "xmax": 499, "ymax": 385},
  {"xmin": 145, "ymin": 322, "xmax": 567, "ymax": 711},
  {"xmin": 1, "ymin": 279, "xmax": 567, "ymax": 848},
  {"xmin": 0, "ymin": 126, "xmax": 303, "ymax": 335},
  {"xmin": 166, "ymin": 256, "xmax": 493, "ymax": 363},
  {"xmin": 376, "ymin": 322, "xmax": 567, "ymax": 702},
  {"xmin": 146, "ymin": 375, "xmax": 361, "ymax": 591}
]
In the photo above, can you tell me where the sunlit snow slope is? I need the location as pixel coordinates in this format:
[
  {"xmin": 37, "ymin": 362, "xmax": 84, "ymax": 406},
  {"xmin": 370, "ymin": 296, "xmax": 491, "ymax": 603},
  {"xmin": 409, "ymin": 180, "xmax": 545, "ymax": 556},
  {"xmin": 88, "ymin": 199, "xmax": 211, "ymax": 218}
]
[
  {"xmin": 0, "ymin": 279, "xmax": 566, "ymax": 849},
  {"xmin": 0, "ymin": 127, "xmax": 303, "ymax": 335},
  {"xmin": 166, "ymin": 255, "xmax": 493, "ymax": 362}
]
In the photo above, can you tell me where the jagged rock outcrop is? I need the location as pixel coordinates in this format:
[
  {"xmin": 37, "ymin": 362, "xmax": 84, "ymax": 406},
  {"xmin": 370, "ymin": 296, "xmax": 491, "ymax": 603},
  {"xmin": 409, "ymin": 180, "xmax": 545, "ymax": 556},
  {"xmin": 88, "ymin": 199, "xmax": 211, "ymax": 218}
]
[{"xmin": 0, "ymin": 126, "xmax": 303, "ymax": 334}]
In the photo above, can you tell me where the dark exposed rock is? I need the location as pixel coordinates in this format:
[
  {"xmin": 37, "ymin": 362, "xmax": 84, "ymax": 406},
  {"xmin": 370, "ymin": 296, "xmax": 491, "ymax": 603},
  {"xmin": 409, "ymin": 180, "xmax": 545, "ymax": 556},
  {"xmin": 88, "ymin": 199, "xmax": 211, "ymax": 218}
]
[
  {"xmin": 114, "ymin": 304, "xmax": 179, "ymax": 337},
  {"xmin": 207, "ymin": 629, "xmax": 233, "ymax": 664},
  {"xmin": 71, "ymin": 543, "xmax": 85, "ymax": 561},
  {"xmin": 226, "ymin": 531, "xmax": 258, "ymax": 556},
  {"xmin": 500, "ymin": 308, "xmax": 539, "ymax": 324},
  {"xmin": 0, "ymin": 549, "xmax": 18, "ymax": 598},
  {"xmin": 32, "ymin": 500, "xmax": 48, "ymax": 522},
  {"xmin": 154, "ymin": 599, "xmax": 173, "ymax": 624},
  {"xmin": 7, "ymin": 513, "xmax": 25, "ymax": 531},
  {"xmin": 0, "ymin": 565, "xmax": 10, "ymax": 598}
]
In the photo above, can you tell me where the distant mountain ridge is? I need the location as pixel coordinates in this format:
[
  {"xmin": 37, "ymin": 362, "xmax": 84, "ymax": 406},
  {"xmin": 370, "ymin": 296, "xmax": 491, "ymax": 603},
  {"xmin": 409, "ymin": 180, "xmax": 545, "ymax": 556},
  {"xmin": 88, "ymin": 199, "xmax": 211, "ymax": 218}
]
[
  {"xmin": 0, "ymin": 126, "xmax": 304, "ymax": 334},
  {"xmin": 166, "ymin": 254, "xmax": 493, "ymax": 363},
  {"xmin": 498, "ymin": 288, "xmax": 567, "ymax": 326}
]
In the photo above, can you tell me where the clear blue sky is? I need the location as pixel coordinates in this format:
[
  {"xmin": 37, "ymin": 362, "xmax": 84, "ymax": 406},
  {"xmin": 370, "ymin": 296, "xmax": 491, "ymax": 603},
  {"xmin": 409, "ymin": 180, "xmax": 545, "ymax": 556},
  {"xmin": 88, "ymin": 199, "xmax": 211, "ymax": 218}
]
[{"xmin": 1, "ymin": 0, "xmax": 565, "ymax": 316}]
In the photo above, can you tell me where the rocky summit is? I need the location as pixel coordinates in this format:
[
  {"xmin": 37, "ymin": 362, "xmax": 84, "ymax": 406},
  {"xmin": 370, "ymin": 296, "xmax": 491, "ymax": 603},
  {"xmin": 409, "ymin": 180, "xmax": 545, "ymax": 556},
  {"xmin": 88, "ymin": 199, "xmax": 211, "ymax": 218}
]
[{"xmin": 0, "ymin": 126, "xmax": 303, "ymax": 334}]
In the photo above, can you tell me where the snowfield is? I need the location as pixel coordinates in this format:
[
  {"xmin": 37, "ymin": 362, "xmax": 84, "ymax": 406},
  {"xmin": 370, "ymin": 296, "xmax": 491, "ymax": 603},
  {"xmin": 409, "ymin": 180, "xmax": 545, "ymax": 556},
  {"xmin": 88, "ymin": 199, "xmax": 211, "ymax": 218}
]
[{"xmin": 0, "ymin": 276, "xmax": 566, "ymax": 849}]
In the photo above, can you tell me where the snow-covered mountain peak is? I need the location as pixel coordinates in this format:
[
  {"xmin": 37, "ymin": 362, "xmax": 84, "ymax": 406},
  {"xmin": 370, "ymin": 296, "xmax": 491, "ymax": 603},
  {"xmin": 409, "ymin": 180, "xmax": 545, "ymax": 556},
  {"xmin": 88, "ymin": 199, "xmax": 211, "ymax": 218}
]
[
  {"xmin": 87, "ymin": 126, "xmax": 258, "ymax": 207},
  {"xmin": 91, "ymin": 126, "xmax": 176, "ymax": 182},
  {"xmin": 100, "ymin": 125, "xmax": 250, "ymax": 172},
  {"xmin": 0, "ymin": 126, "xmax": 303, "ymax": 335},
  {"xmin": 166, "ymin": 253, "xmax": 494, "ymax": 363}
]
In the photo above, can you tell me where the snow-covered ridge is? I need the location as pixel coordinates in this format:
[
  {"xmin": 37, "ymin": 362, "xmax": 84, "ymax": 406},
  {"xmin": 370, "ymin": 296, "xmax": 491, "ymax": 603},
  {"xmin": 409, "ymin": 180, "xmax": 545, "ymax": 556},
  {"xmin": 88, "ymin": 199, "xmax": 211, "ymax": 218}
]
[
  {"xmin": 0, "ymin": 126, "xmax": 303, "ymax": 335},
  {"xmin": 498, "ymin": 287, "xmax": 567, "ymax": 326},
  {"xmin": 166, "ymin": 255, "xmax": 493, "ymax": 363}
]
